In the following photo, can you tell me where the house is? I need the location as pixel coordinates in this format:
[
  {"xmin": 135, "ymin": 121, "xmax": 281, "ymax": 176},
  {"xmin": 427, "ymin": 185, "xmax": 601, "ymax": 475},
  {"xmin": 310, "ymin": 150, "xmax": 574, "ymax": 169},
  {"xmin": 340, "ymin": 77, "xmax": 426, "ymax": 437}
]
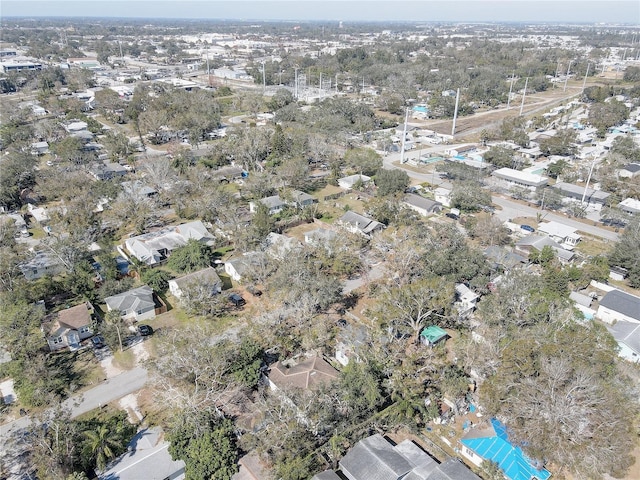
[
  {"xmin": 30, "ymin": 141, "xmax": 49, "ymax": 155},
  {"xmin": 249, "ymin": 195, "xmax": 286, "ymax": 215},
  {"xmin": 43, "ymin": 302, "xmax": 95, "ymax": 351},
  {"xmin": 618, "ymin": 163, "xmax": 640, "ymax": 179},
  {"xmin": 402, "ymin": 194, "xmax": 443, "ymax": 216},
  {"xmin": 19, "ymin": 251, "xmax": 64, "ymax": 280},
  {"xmin": 338, "ymin": 211, "xmax": 385, "ymax": 237},
  {"xmin": 124, "ymin": 221, "xmax": 215, "ymax": 266},
  {"xmin": 460, "ymin": 418, "xmax": 551, "ymax": 480},
  {"xmin": 338, "ymin": 174, "xmax": 372, "ymax": 190},
  {"xmin": 483, "ymin": 246, "xmax": 527, "ymax": 271},
  {"xmin": 619, "ymin": 198, "xmax": 640, "ymax": 215},
  {"xmin": 515, "ymin": 235, "xmax": 574, "ymax": 263},
  {"xmin": 104, "ymin": 285, "xmax": 158, "ymax": 322},
  {"xmin": 290, "ymin": 190, "xmax": 316, "ymax": 208},
  {"xmin": 597, "ymin": 289, "xmax": 640, "ymax": 324},
  {"xmin": 605, "ymin": 321, "xmax": 640, "ymax": 363},
  {"xmin": 89, "ymin": 162, "xmax": 127, "ymax": 181},
  {"xmin": 537, "ymin": 221, "xmax": 581, "ymax": 250},
  {"xmin": 27, "ymin": 203, "xmax": 49, "ymax": 225},
  {"xmin": 0, "ymin": 213, "xmax": 28, "ymax": 237},
  {"xmin": 455, "ymin": 284, "xmax": 480, "ymax": 316},
  {"xmin": 224, "ymin": 251, "xmax": 267, "ymax": 282},
  {"xmin": 304, "ymin": 228, "xmax": 338, "ymax": 246},
  {"xmin": 335, "ymin": 319, "xmax": 368, "ymax": 366},
  {"xmin": 265, "ymin": 354, "xmax": 339, "ymax": 391},
  {"xmin": 492, "ymin": 168, "xmax": 548, "ymax": 190},
  {"xmin": 212, "ymin": 165, "xmax": 244, "ymax": 182},
  {"xmin": 420, "ymin": 325, "xmax": 449, "ymax": 346},
  {"xmin": 99, "ymin": 427, "xmax": 185, "ymax": 480},
  {"xmin": 263, "ymin": 232, "xmax": 301, "ymax": 260},
  {"xmin": 551, "ymin": 182, "xmax": 610, "ymax": 206},
  {"xmin": 168, "ymin": 266, "xmax": 222, "ymax": 299},
  {"xmin": 445, "ymin": 144, "xmax": 477, "ymax": 157},
  {"xmin": 337, "ymin": 434, "xmax": 481, "ymax": 480},
  {"xmin": 434, "ymin": 187, "xmax": 452, "ymax": 207},
  {"xmin": 121, "ymin": 180, "xmax": 158, "ymax": 200}
]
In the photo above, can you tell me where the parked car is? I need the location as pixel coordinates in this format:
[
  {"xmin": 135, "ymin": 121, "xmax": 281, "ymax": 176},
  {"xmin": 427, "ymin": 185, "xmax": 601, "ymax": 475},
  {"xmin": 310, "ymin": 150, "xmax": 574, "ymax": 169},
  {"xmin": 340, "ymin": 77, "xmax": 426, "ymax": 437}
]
[
  {"xmin": 229, "ymin": 293, "xmax": 246, "ymax": 307},
  {"xmin": 520, "ymin": 224, "xmax": 535, "ymax": 233},
  {"xmin": 137, "ymin": 324, "xmax": 154, "ymax": 336},
  {"xmin": 446, "ymin": 212, "xmax": 459, "ymax": 220},
  {"xmin": 91, "ymin": 335, "xmax": 105, "ymax": 348}
]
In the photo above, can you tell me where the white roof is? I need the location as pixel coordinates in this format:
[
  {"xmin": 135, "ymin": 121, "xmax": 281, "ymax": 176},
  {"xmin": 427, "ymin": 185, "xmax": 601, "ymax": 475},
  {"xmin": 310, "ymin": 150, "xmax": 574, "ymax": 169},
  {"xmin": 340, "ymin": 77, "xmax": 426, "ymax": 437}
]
[
  {"xmin": 620, "ymin": 198, "xmax": 640, "ymax": 213},
  {"xmin": 492, "ymin": 168, "xmax": 548, "ymax": 187},
  {"xmin": 537, "ymin": 221, "xmax": 579, "ymax": 239}
]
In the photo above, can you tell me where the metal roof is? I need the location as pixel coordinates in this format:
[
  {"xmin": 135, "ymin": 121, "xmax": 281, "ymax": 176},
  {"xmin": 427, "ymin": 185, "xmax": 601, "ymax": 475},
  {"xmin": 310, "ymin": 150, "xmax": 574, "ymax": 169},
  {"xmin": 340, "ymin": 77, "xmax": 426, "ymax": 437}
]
[{"xmin": 599, "ymin": 289, "xmax": 640, "ymax": 321}]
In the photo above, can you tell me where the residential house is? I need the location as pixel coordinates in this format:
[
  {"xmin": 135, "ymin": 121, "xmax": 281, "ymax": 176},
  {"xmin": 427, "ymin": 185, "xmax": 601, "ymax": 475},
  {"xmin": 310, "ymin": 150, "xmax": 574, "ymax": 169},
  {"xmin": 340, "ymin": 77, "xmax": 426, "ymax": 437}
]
[
  {"xmin": 104, "ymin": 285, "xmax": 158, "ymax": 322},
  {"xmin": 124, "ymin": 221, "xmax": 215, "ymax": 266},
  {"xmin": 551, "ymin": 182, "xmax": 610, "ymax": 206},
  {"xmin": 619, "ymin": 198, "xmax": 640, "ymax": 215},
  {"xmin": 483, "ymin": 246, "xmax": 527, "ymax": 271},
  {"xmin": 265, "ymin": 354, "xmax": 339, "ymax": 392},
  {"xmin": 445, "ymin": 144, "xmax": 477, "ymax": 157},
  {"xmin": 263, "ymin": 232, "xmax": 301, "ymax": 260},
  {"xmin": 336, "ymin": 433, "xmax": 481, "ymax": 480},
  {"xmin": 518, "ymin": 146, "xmax": 543, "ymax": 160},
  {"xmin": 420, "ymin": 325, "xmax": 449, "ymax": 347},
  {"xmin": 99, "ymin": 427, "xmax": 185, "ymax": 480},
  {"xmin": 19, "ymin": 251, "xmax": 64, "ymax": 280},
  {"xmin": 402, "ymin": 194, "xmax": 443, "ymax": 217},
  {"xmin": 492, "ymin": 168, "xmax": 548, "ymax": 190},
  {"xmin": 89, "ymin": 162, "xmax": 127, "ymax": 181},
  {"xmin": 617, "ymin": 163, "xmax": 640, "ymax": 179},
  {"xmin": 27, "ymin": 203, "xmax": 49, "ymax": 225},
  {"xmin": 304, "ymin": 228, "xmax": 338, "ymax": 247},
  {"xmin": 537, "ymin": 221, "xmax": 581, "ymax": 250},
  {"xmin": 43, "ymin": 302, "xmax": 95, "ymax": 351},
  {"xmin": 335, "ymin": 319, "xmax": 368, "ymax": 367},
  {"xmin": 605, "ymin": 321, "xmax": 640, "ymax": 363},
  {"xmin": 570, "ymin": 291, "xmax": 596, "ymax": 320},
  {"xmin": 168, "ymin": 266, "xmax": 222, "ymax": 299},
  {"xmin": 30, "ymin": 141, "xmax": 49, "ymax": 155},
  {"xmin": 434, "ymin": 187, "xmax": 452, "ymax": 207},
  {"xmin": 338, "ymin": 174, "xmax": 372, "ymax": 190},
  {"xmin": 249, "ymin": 195, "xmax": 286, "ymax": 215},
  {"xmin": 460, "ymin": 418, "xmax": 551, "ymax": 480},
  {"xmin": 290, "ymin": 190, "xmax": 316, "ymax": 208},
  {"xmin": 212, "ymin": 165, "xmax": 244, "ymax": 182},
  {"xmin": 121, "ymin": 180, "xmax": 158, "ymax": 200},
  {"xmin": 224, "ymin": 251, "xmax": 267, "ymax": 283},
  {"xmin": 515, "ymin": 235, "xmax": 575, "ymax": 263},
  {"xmin": 597, "ymin": 289, "xmax": 640, "ymax": 324},
  {"xmin": 0, "ymin": 213, "xmax": 28, "ymax": 237},
  {"xmin": 338, "ymin": 211, "xmax": 385, "ymax": 237},
  {"xmin": 455, "ymin": 284, "xmax": 480, "ymax": 317}
]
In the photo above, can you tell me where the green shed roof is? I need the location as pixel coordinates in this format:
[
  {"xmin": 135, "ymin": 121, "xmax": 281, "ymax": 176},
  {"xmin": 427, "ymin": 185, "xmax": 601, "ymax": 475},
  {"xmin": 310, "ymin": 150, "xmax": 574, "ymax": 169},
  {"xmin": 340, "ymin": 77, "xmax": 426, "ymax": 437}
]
[{"xmin": 420, "ymin": 325, "xmax": 448, "ymax": 344}]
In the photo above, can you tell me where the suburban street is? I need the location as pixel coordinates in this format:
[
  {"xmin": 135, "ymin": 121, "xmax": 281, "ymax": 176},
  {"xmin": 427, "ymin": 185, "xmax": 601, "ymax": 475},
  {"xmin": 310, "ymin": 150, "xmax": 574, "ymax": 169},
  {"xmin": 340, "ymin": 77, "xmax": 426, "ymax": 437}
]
[
  {"xmin": 382, "ymin": 149, "xmax": 620, "ymax": 242},
  {"xmin": 0, "ymin": 367, "xmax": 148, "ymax": 440}
]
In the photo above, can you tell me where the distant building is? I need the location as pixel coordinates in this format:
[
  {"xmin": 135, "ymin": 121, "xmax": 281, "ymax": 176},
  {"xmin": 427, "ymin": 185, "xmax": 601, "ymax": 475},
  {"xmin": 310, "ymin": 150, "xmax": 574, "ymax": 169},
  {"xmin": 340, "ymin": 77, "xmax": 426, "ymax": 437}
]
[
  {"xmin": 338, "ymin": 174, "xmax": 372, "ymax": 190},
  {"xmin": 492, "ymin": 168, "xmax": 548, "ymax": 190}
]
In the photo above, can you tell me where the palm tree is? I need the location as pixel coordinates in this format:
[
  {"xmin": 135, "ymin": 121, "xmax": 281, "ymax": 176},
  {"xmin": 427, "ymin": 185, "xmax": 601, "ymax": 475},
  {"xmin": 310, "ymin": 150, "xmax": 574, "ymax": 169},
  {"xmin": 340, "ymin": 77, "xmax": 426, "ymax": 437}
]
[{"xmin": 83, "ymin": 424, "xmax": 122, "ymax": 471}]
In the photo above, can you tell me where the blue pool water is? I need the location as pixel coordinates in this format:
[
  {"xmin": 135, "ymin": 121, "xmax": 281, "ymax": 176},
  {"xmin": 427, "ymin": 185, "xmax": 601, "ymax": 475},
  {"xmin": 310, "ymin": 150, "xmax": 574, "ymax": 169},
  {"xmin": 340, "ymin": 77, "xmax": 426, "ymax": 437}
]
[
  {"xmin": 420, "ymin": 156, "xmax": 444, "ymax": 164},
  {"xmin": 413, "ymin": 105, "xmax": 429, "ymax": 113},
  {"xmin": 453, "ymin": 155, "xmax": 467, "ymax": 161}
]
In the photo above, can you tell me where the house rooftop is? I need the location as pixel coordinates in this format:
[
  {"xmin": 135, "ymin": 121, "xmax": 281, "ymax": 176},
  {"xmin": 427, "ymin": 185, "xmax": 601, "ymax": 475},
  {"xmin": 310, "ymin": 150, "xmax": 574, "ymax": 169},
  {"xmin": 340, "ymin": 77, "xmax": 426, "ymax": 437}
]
[
  {"xmin": 105, "ymin": 285, "xmax": 155, "ymax": 313},
  {"xmin": 268, "ymin": 354, "xmax": 339, "ymax": 390},
  {"xmin": 170, "ymin": 266, "xmax": 220, "ymax": 289},
  {"xmin": 420, "ymin": 326, "xmax": 448, "ymax": 344},
  {"xmin": 57, "ymin": 302, "xmax": 93, "ymax": 329},
  {"xmin": 599, "ymin": 289, "xmax": 640, "ymax": 322}
]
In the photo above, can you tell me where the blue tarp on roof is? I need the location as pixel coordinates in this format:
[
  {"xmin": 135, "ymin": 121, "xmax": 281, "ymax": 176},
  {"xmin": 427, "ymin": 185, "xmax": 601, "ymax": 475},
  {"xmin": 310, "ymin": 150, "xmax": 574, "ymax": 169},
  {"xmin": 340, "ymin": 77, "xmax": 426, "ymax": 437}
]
[{"xmin": 461, "ymin": 418, "xmax": 551, "ymax": 480}]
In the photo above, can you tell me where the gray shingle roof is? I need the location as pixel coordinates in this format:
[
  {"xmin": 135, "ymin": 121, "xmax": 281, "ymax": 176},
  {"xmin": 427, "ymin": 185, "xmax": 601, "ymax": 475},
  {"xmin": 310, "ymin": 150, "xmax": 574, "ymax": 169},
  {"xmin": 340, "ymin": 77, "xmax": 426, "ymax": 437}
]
[
  {"xmin": 599, "ymin": 290, "xmax": 640, "ymax": 321},
  {"xmin": 606, "ymin": 321, "xmax": 640, "ymax": 356},
  {"xmin": 340, "ymin": 434, "xmax": 413, "ymax": 480},
  {"xmin": 105, "ymin": 285, "xmax": 155, "ymax": 313}
]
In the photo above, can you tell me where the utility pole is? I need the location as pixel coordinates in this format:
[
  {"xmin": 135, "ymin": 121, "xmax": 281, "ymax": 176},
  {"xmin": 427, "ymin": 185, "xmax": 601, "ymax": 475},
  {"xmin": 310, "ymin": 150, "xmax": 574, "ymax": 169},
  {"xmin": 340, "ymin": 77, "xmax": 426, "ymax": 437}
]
[
  {"xmin": 451, "ymin": 88, "xmax": 460, "ymax": 137},
  {"xmin": 582, "ymin": 63, "xmax": 590, "ymax": 93},
  {"xmin": 519, "ymin": 77, "xmax": 528, "ymax": 116},
  {"xmin": 581, "ymin": 155, "xmax": 597, "ymax": 205},
  {"xmin": 319, "ymin": 72, "xmax": 322, "ymax": 96},
  {"xmin": 507, "ymin": 72, "xmax": 515, "ymax": 109},
  {"xmin": 400, "ymin": 107, "xmax": 409, "ymax": 164},
  {"xmin": 563, "ymin": 61, "xmax": 573, "ymax": 92},
  {"xmin": 294, "ymin": 67, "xmax": 298, "ymax": 99},
  {"xmin": 335, "ymin": 73, "xmax": 339, "ymax": 93},
  {"xmin": 261, "ymin": 61, "xmax": 266, "ymax": 93}
]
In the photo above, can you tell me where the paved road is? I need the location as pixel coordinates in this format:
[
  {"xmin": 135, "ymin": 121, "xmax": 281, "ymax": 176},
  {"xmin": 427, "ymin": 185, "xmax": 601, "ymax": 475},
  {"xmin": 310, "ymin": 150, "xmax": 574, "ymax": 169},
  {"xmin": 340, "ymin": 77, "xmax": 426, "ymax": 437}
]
[
  {"xmin": 0, "ymin": 367, "xmax": 148, "ymax": 440},
  {"xmin": 491, "ymin": 196, "xmax": 620, "ymax": 242},
  {"xmin": 381, "ymin": 151, "xmax": 620, "ymax": 243}
]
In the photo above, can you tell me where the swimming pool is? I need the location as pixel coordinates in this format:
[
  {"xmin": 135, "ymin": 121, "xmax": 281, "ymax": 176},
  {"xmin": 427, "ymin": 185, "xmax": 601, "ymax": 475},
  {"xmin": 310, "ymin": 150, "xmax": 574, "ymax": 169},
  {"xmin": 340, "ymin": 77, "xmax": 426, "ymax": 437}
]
[
  {"xmin": 413, "ymin": 105, "xmax": 429, "ymax": 113},
  {"xmin": 419, "ymin": 156, "xmax": 444, "ymax": 164}
]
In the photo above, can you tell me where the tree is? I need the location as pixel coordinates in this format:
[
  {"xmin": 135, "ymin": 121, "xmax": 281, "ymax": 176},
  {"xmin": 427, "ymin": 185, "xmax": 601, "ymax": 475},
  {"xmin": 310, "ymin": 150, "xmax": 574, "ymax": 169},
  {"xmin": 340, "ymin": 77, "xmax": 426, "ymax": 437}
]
[
  {"xmin": 466, "ymin": 215, "xmax": 511, "ymax": 246},
  {"xmin": 141, "ymin": 268, "xmax": 172, "ymax": 294},
  {"xmin": 82, "ymin": 424, "xmax": 122, "ymax": 471},
  {"xmin": 451, "ymin": 181, "xmax": 491, "ymax": 212},
  {"xmin": 167, "ymin": 240, "xmax": 214, "ymax": 273},
  {"xmin": 608, "ymin": 218, "xmax": 640, "ymax": 287},
  {"xmin": 483, "ymin": 146, "xmax": 514, "ymax": 168},
  {"xmin": 178, "ymin": 278, "xmax": 229, "ymax": 318},
  {"xmin": 167, "ymin": 410, "xmax": 238, "ymax": 480},
  {"xmin": 343, "ymin": 147, "xmax": 382, "ymax": 176},
  {"xmin": 104, "ymin": 309, "xmax": 125, "ymax": 352},
  {"xmin": 375, "ymin": 169, "xmax": 409, "ymax": 197}
]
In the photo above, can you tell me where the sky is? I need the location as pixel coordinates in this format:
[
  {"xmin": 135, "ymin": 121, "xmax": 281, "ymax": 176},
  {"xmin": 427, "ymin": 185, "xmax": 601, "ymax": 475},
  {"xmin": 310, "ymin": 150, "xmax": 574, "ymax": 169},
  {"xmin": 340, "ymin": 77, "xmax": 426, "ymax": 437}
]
[{"xmin": 2, "ymin": 0, "xmax": 639, "ymax": 24}]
